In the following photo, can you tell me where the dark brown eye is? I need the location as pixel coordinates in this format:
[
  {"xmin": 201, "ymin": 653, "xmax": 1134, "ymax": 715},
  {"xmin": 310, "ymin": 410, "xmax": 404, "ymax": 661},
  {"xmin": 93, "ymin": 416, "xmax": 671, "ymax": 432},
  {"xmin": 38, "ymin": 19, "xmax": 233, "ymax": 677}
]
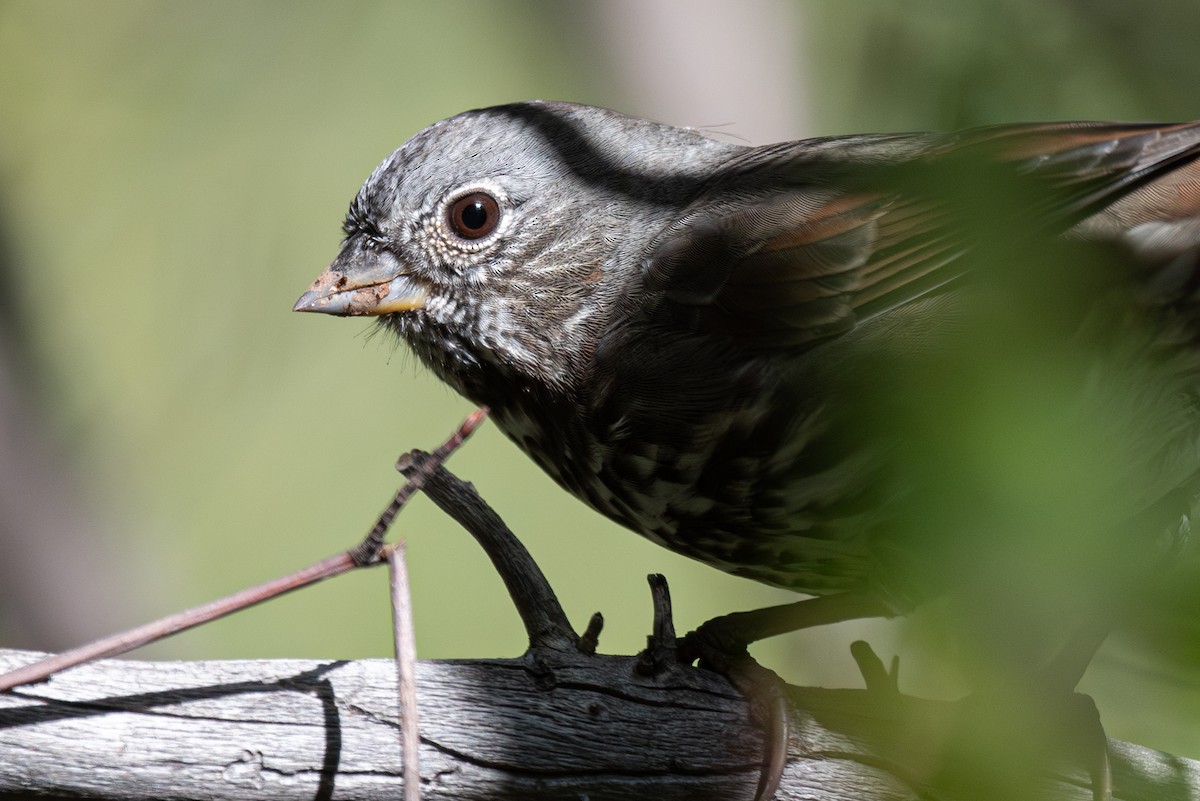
[{"xmin": 448, "ymin": 192, "xmax": 500, "ymax": 240}]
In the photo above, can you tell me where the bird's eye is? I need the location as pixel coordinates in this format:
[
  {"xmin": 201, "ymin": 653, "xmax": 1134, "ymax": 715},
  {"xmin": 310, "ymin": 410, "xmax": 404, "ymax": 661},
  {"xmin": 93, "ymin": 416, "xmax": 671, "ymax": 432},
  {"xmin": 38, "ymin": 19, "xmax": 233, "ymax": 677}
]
[{"xmin": 448, "ymin": 192, "xmax": 501, "ymax": 240}]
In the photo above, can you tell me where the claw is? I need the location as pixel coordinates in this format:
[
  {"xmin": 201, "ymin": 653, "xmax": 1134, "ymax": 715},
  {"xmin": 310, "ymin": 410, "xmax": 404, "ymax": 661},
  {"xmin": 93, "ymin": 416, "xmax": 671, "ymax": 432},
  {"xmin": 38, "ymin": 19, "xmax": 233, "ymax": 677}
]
[
  {"xmin": 1092, "ymin": 745, "xmax": 1113, "ymax": 801},
  {"xmin": 1074, "ymin": 692, "xmax": 1112, "ymax": 801},
  {"xmin": 754, "ymin": 692, "xmax": 789, "ymax": 801},
  {"xmin": 679, "ymin": 627, "xmax": 791, "ymax": 800}
]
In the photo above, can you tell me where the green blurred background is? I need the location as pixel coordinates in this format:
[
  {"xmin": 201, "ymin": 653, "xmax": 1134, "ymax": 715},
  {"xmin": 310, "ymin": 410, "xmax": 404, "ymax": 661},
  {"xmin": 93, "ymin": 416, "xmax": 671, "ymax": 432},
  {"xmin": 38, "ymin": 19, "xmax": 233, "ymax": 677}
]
[{"xmin": 2, "ymin": 0, "xmax": 1199, "ymax": 762}]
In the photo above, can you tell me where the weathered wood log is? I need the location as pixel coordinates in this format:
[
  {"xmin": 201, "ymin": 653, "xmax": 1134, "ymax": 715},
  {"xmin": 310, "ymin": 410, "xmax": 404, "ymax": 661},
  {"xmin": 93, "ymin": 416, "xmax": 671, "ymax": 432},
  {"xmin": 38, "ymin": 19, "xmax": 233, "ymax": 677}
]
[{"xmin": 0, "ymin": 648, "xmax": 1197, "ymax": 801}]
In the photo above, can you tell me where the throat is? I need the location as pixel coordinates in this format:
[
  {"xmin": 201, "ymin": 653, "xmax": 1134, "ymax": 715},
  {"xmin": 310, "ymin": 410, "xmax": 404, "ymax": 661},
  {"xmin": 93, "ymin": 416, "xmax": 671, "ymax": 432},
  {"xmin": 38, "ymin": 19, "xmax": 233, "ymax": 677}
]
[{"xmin": 392, "ymin": 301, "xmax": 588, "ymax": 409}]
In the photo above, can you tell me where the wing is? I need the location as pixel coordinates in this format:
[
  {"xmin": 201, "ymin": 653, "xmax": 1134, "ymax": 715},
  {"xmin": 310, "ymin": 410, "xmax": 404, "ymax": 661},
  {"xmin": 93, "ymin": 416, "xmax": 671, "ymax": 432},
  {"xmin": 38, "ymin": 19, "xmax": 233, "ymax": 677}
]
[{"xmin": 642, "ymin": 122, "xmax": 1200, "ymax": 350}]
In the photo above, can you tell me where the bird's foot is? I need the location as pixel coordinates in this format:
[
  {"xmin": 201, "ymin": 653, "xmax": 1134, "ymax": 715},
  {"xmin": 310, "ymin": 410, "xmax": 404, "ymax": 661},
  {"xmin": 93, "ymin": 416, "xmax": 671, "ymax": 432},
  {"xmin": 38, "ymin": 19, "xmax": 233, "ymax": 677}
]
[
  {"xmin": 632, "ymin": 575, "xmax": 787, "ymax": 801},
  {"xmin": 661, "ymin": 592, "xmax": 898, "ymax": 801},
  {"xmin": 850, "ymin": 639, "xmax": 1111, "ymax": 801},
  {"xmin": 1066, "ymin": 692, "xmax": 1112, "ymax": 801},
  {"xmin": 675, "ymin": 612, "xmax": 789, "ymax": 801},
  {"xmin": 934, "ymin": 680, "xmax": 1111, "ymax": 801}
]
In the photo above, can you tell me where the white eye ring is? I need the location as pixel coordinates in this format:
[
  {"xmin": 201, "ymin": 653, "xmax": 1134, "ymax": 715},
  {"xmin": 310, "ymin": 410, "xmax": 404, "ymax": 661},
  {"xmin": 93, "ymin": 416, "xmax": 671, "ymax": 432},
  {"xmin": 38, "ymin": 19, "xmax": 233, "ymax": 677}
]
[{"xmin": 434, "ymin": 182, "xmax": 511, "ymax": 253}]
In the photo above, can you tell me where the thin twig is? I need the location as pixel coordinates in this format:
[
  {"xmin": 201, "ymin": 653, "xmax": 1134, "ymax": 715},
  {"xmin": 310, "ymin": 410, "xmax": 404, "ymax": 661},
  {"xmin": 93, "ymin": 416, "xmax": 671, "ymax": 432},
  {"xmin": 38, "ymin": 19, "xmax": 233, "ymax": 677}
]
[
  {"xmin": 0, "ymin": 409, "xmax": 488, "ymax": 692},
  {"xmin": 386, "ymin": 541, "xmax": 421, "ymax": 801},
  {"xmin": 0, "ymin": 552, "xmax": 357, "ymax": 691},
  {"xmin": 352, "ymin": 407, "xmax": 490, "ymax": 564}
]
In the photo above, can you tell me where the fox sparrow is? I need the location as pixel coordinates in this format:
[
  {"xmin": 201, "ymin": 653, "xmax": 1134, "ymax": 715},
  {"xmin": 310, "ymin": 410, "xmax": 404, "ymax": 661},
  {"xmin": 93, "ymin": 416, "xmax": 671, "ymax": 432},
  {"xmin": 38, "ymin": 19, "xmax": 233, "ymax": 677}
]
[{"xmin": 296, "ymin": 102, "xmax": 1200, "ymax": 632}]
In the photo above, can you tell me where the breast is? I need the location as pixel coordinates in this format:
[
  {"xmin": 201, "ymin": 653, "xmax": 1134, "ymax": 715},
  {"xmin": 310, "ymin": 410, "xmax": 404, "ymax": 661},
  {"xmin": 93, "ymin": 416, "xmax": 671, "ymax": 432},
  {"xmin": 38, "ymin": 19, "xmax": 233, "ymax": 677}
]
[{"xmin": 488, "ymin": 353, "xmax": 893, "ymax": 596}]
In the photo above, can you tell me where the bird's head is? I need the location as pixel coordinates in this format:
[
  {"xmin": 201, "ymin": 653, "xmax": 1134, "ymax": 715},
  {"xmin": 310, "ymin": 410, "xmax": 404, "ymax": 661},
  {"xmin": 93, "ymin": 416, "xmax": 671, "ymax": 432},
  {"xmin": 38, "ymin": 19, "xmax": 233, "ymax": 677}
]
[{"xmin": 294, "ymin": 101, "xmax": 741, "ymax": 405}]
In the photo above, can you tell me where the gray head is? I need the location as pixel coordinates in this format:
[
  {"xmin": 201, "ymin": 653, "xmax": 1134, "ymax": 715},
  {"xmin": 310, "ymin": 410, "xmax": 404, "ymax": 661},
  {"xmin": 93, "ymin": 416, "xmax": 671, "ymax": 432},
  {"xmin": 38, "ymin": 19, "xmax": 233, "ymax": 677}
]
[{"xmin": 294, "ymin": 101, "xmax": 744, "ymax": 404}]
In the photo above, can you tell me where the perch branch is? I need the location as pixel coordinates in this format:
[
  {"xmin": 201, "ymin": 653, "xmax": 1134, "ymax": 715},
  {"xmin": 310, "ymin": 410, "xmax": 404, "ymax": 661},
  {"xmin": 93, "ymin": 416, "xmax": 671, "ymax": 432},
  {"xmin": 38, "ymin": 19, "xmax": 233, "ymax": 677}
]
[{"xmin": 0, "ymin": 648, "xmax": 1197, "ymax": 801}]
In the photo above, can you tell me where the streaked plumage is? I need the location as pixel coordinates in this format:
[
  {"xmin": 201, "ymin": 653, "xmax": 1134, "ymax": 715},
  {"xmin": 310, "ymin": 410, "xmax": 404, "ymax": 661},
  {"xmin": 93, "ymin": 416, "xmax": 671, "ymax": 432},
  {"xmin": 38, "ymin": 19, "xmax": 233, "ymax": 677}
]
[{"xmin": 296, "ymin": 102, "xmax": 1200, "ymax": 614}]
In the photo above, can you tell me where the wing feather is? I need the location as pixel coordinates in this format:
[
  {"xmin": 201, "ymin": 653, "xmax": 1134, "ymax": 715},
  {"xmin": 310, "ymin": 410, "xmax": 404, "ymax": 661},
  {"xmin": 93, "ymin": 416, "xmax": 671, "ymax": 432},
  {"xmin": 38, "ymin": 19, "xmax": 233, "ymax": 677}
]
[{"xmin": 642, "ymin": 121, "xmax": 1200, "ymax": 350}]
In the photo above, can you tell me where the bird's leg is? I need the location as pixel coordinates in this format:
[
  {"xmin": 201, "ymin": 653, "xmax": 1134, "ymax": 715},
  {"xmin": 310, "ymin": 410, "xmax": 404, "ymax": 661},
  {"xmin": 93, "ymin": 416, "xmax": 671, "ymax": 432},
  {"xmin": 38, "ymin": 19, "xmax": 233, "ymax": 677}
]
[
  {"xmin": 683, "ymin": 592, "xmax": 898, "ymax": 658},
  {"xmin": 678, "ymin": 592, "xmax": 898, "ymax": 720},
  {"xmin": 675, "ymin": 592, "xmax": 896, "ymax": 801},
  {"xmin": 678, "ymin": 592, "xmax": 896, "ymax": 731}
]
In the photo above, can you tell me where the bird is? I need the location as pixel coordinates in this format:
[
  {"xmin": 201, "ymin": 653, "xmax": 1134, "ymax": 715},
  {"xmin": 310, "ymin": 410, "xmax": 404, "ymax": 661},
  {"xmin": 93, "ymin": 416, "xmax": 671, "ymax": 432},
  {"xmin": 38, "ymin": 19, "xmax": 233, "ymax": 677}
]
[{"xmin": 294, "ymin": 101, "xmax": 1200, "ymax": 646}]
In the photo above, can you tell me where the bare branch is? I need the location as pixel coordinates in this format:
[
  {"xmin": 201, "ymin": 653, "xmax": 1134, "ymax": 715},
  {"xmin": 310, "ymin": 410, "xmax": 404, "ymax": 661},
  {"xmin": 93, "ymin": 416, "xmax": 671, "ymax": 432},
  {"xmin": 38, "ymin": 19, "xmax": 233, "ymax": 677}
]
[{"xmin": 0, "ymin": 649, "xmax": 1196, "ymax": 801}]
